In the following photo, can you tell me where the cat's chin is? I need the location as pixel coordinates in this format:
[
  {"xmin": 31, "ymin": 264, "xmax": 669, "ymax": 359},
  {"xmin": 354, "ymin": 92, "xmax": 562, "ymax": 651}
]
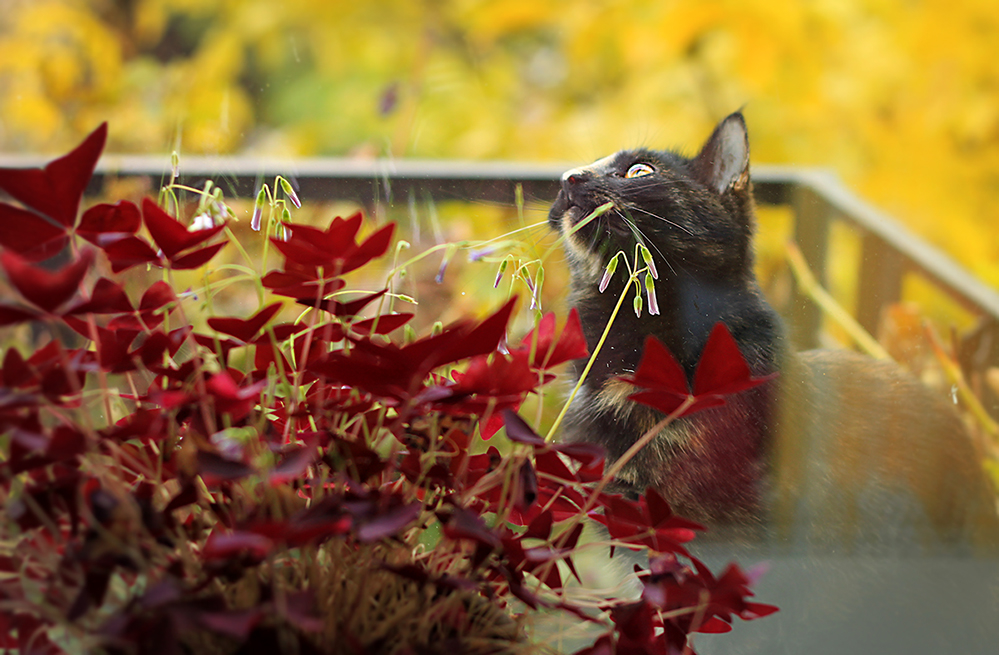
[{"xmin": 562, "ymin": 203, "xmax": 588, "ymax": 225}]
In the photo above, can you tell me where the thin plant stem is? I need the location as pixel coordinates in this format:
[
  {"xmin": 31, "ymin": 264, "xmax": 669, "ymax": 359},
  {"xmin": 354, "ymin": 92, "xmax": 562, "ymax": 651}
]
[{"xmin": 544, "ymin": 275, "xmax": 637, "ymax": 442}]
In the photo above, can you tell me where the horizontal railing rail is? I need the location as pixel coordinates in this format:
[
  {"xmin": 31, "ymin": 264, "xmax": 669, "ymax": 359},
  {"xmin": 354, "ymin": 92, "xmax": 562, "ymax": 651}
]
[{"xmin": 3, "ymin": 153, "xmax": 998, "ymax": 354}]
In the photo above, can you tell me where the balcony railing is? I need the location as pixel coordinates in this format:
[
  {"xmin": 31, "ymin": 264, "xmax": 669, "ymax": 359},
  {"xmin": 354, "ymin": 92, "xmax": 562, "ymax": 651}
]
[{"xmin": 3, "ymin": 153, "xmax": 997, "ymax": 360}]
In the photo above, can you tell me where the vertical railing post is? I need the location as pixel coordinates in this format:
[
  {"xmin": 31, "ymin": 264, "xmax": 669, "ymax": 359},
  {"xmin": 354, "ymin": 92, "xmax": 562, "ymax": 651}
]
[
  {"xmin": 790, "ymin": 185, "xmax": 832, "ymax": 349},
  {"xmin": 856, "ymin": 233, "xmax": 905, "ymax": 337}
]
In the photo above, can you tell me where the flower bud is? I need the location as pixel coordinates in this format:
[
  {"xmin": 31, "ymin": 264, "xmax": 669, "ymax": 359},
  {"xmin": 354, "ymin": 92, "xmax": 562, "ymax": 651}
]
[
  {"xmin": 251, "ymin": 186, "xmax": 266, "ymax": 231},
  {"xmin": 436, "ymin": 244, "xmax": 457, "ymax": 284},
  {"xmin": 468, "ymin": 246, "xmax": 496, "ymax": 262},
  {"xmin": 520, "ymin": 266, "xmax": 536, "ymax": 296},
  {"xmin": 279, "ymin": 177, "xmax": 301, "ymax": 209},
  {"xmin": 531, "ymin": 267, "xmax": 545, "ymax": 310},
  {"xmin": 599, "ymin": 253, "xmax": 619, "ymax": 293},
  {"xmin": 640, "ymin": 244, "xmax": 658, "ymax": 279},
  {"xmin": 494, "ymin": 259, "xmax": 508, "ymax": 288},
  {"xmin": 645, "ymin": 272, "xmax": 659, "ymax": 315}
]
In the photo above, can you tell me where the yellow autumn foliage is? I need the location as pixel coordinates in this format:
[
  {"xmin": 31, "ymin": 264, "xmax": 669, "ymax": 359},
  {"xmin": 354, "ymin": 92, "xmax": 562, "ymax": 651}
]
[{"xmin": 1, "ymin": 0, "xmax": 998, "ymax": 296}]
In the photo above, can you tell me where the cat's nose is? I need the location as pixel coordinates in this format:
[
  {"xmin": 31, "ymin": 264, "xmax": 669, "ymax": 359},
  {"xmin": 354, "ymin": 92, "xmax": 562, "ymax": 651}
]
[{"xmin": 562, "ymin": 168, "xmax": 590, "ymax": 193}]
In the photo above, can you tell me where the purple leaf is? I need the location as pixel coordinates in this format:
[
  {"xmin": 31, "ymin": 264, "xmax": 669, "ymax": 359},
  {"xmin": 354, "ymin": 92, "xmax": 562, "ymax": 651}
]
[{"xmin": 355, "ymin": 502, "xmax": 421, "ymax": 542}]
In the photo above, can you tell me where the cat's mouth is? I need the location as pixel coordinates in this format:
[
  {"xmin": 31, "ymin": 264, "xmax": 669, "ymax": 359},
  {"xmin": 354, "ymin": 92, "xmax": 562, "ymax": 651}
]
[
  {"xmin": 552, "ymin": 192, "xmax": 630, "ymax": 239},
  {"xmin": 570, "ymin": 201, "xmax": 634, "ymax": 240}
]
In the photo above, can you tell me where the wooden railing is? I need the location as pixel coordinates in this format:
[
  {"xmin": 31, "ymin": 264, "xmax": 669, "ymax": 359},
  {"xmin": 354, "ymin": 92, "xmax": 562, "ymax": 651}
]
[{"xmin": 4, "ymin": 153, "xmax": 997, "ymax": 357}]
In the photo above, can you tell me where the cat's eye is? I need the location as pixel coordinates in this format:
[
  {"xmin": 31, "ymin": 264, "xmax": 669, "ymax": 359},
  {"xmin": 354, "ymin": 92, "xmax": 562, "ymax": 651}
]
[{"xmin": 625, "ymin": 163, "xmax": 655, "ymax": 179}]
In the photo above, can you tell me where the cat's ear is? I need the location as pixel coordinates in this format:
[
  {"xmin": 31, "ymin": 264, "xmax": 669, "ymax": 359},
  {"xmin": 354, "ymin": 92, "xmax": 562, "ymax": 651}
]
[{"xmin": 691, "ymin": 112, "xmax": 750, "ymax": 195}]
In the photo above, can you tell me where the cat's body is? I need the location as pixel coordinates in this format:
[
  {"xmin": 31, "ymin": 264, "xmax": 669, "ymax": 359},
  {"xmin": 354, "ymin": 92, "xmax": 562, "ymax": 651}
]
[{"xmin": 550, "ymin": 113, "xmax": 998, "ymax": 551}]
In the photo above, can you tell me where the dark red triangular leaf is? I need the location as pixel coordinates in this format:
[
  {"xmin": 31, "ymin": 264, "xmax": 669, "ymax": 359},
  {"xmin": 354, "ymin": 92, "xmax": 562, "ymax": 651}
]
[
  {"xmin": 170, "ymin": 241, "xmax": 227, "ymax": 269},
  {"xmin": 309, "ymin": 289, "xmax": 386, "ymax": 318},
  {"xmin": 208, "ymin": 303, "xmax": 283, "ymax": 343},
  {"xmin": 433, "ymin": 297, "xmax": 517, "ymax": 368},
  {"xmin": 77, "ymin": 201, "xmax": 142, "ymax": 243},
  {"xmin": 142, "ymin": 198, "xmax": 224, "ymax": 259},
  {"xmin": 269, "ymin": 441, "xmax": 318, "ymax": 486},
  {"xmin": 692, "ymin": 322, "xmax": 777, "ymax": 396},
  {"xmin": 138, "ymin": 327, "xmax": 190, "ymax": 367},
  {"xmin": 262, "ymin": 270, "xmax": 346, "ymax": 300},
  {"xmin": 622, "ymin": 335, "xmax": 689, "ymax": 398},
  {"xmin": 0, "ymin": 304, "xmax": 39, "ymax": 326},
  {"xmin": 268, "ymin": 322, "xmax": 309, "ymax": 342},
  {"xmin": 351, "ymin": 313, "xmax": 413, "ymax": 336},
  {"xmin": 0, "ymin": 122, "xmax": 106, "ymax": 227},
  {"xmin": 0, "ymin": 249, "xmax": 94, "ymax": 312},
  {"xmin": 66, "ymin": 277, "xmax": 133, "ymax": 315},
  {"xmin": 198, "ymin": 609, "xmax": 264, "ymax": 640},
  {"xmin": 354, "ymin": 502, "xmax": 421, "ymax": 543},
  {"xmin": 253, "ymin": 340, "xmax": 292, "ymax": 378},
  {"xmin": 442, "ymin": 507, "xmax": 502, "ymax": 550},
  {"xmin": 341, "ymin": 223, "xmax": 395, "ymax": 274},
  {"xmin": 202, "ymin": 530, "xmax": 273, "ymax": 561},
  {"xmin": 197, "ymin": 451, "xmax": 255, "ymax": 486},
  {"xmin": 502, "ymin": 409, "xmax": 546, "ymax": 446},
  {"xmin": 522, "ymin": 308, "xmax": 589, "ymax": 369},
  {"xmin": 533, "ymin": 449, "xmax": 577, "ymax": 482},
  {"xmin": 101, "ymin": 234, "xmax": 160, "ymax": 273},
  {"xmin": 139, "ymin": 280, "xmax": 177, "ymax": 313},
  {"xmin": 0, "ymin": 202, "xmax": 68, "ymax": 261},
  {"xmin": 552, "ymin": 442, "xmax": 605, "ymax": 469},
  {"xmin": 628, "ymin": 388, "xmax": 726, "ymax": 416},
  {"xmin": 525, "ymin": 510, "xmax": 553, "ymax": 541},
  {"xmin": 2, "ymin": 347, "xmax": 35, "ymax": 387},
  {"xmin": 325, "ymin": 212, "xmax": 364, "ymax": 248}
]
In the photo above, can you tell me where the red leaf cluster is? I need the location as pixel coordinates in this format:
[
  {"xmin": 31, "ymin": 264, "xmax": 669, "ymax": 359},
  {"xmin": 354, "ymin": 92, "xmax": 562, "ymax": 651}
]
[
  {"xmin": 0, "ymin": 125, "xmax": 776, "ymax": 655},
  {"xmin": 0, "ymin": 123, "xmax": 106, "ymax": 260},
  {"xmin": 619, "ymin": 322, "xmax": 778, "ymax": 416},
  {"xmin": 580, "ymin": 553, "xmax": 778, "ymax": 655},
  {"xmin": 263, "ymin": 213, "xmax": 393, "ymax": 301}
]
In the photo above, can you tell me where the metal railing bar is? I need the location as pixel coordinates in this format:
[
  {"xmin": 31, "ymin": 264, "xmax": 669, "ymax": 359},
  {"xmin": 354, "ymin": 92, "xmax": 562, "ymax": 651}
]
[
  {"xmin": 0, "ymin": 154, "xmax": 795, "ymax": 205},
  {"xmin": 797, "ymin": 170, "xmax": 999, "ymax": 321}
]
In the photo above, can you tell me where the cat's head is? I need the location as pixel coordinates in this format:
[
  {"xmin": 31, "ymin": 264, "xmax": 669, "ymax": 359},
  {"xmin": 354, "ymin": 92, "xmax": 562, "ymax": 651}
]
[{"xmin": 549, "ymin": 112, "xmax": 756, "ymax": 283}]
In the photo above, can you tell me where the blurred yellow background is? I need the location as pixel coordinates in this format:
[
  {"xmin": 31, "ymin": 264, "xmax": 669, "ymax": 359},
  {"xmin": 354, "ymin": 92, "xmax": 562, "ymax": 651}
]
[{"xmin": 1, "ymin": 0, "xmax": 998, "ymax": 290}]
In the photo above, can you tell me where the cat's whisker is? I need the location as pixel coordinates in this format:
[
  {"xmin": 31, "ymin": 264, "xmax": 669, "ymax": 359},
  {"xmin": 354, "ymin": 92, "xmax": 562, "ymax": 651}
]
[
  {"xmin": 623, "ymin": 203, "xmax": 694, "ymax": 235},
  {"xmin": 619, "ymin": 212, "xmax": 677, "ymax": 278}
]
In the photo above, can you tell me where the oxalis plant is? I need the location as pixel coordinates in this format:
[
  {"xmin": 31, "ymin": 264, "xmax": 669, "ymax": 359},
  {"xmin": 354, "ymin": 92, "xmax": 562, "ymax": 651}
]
[{"xmin": 0, "ymin": 124, "xmax": 777, "ymax": 655}]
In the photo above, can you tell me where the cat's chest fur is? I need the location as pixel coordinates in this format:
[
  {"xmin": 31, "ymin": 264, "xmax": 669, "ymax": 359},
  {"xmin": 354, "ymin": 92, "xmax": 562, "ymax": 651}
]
[{"xmin": 550, "ymin": 112, "xmax": 998, "ymax": 549}]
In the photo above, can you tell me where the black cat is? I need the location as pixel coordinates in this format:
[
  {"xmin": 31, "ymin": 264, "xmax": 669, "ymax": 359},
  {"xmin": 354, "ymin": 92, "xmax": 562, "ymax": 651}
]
[{"xmin": 549, "ymin": 112, "xmax": 998, "ymax": 550}]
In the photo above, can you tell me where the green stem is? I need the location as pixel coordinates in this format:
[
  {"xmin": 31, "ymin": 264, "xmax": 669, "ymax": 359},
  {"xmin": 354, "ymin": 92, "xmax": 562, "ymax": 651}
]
[{"xmin": 543, "ymin": 274, "xmax": 637, "ymax": 442}]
